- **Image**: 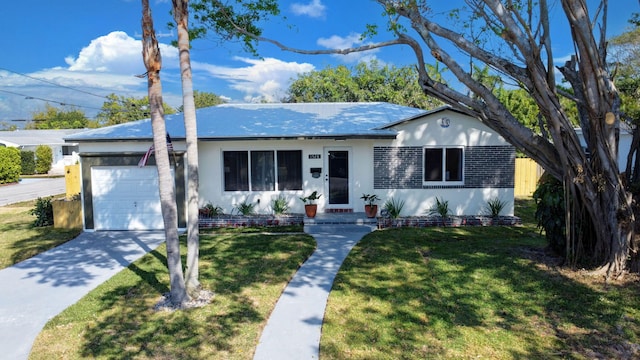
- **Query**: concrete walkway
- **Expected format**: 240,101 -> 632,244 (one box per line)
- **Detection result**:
253,224 -> 375,360
0,231 -> 165,360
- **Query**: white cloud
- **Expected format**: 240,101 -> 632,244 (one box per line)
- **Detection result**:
65,31 -> 178,74
291,0 -> 326,18
0,31 -> 184,120
317,33 -> 380,64
194,57 -> 315,102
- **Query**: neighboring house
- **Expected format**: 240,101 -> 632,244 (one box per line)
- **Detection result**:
65,102 -> 515,231
0,129 -> 82,175
575,126 -> 634,172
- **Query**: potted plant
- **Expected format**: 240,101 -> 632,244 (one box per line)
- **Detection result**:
299,191 -> 321,218
360,193 -> 380,218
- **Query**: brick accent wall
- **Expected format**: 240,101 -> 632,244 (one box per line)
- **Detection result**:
464,145 -> 515,188
373,146 -> 423,189
373,145 -> 515,189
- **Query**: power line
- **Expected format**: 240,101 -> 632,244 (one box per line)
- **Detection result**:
0,67 -> 110,100
0,89 -> 103,111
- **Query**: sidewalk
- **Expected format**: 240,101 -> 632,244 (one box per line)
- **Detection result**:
253,224 -> 375,360
0,231 -> 165,360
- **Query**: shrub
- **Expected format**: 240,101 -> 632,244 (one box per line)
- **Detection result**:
206,203 -> 224,216
383,197 -> 405,219
234,199 -> 256,216
533,173 -> 566,255
35,145 -> 53,174
272,195 -> 289,215
0,147 -> 21,184
484,197 -> 507,218
20,150 -> 36,175
427,197 -> 451,219
200,203 -> 224,217
30,197 -> 54,227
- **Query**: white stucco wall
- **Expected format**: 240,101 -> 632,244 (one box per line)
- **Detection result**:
77,109 -> 515,217
198,139 -> 379,215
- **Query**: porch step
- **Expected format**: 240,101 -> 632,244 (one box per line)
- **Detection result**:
303,212 -> 377,225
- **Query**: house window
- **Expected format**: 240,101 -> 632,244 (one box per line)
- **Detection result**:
223,150 -> 303,191
277,150 -> 303,190
424,147 -> 464,184
224,151 -> 249,191
251,151 -> 275,191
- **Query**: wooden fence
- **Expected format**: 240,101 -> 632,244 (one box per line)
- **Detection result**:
514,158 -> 543,197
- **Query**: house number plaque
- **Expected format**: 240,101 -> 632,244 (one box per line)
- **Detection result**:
308,154 -> 321,159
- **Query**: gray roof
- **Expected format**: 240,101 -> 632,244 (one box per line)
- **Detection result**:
65,102 -> 429,142
0,129 -> 85,147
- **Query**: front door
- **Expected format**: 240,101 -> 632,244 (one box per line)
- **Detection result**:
325,148 -> 351,207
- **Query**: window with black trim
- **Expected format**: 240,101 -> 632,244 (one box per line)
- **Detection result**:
223,150 -> 303,191
424,147 -> 463,183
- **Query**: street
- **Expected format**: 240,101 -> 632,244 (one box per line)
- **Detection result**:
0,178 -> 66,206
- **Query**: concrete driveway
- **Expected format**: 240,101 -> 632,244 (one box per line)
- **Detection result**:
0,231 -> 165,360
0,178 -> 66,206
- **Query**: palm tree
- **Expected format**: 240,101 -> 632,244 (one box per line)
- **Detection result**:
142,0 -> 188,306
172,0 -> 201,295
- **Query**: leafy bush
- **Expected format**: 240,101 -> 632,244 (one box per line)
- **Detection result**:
533,173 -> 566,254
20,150 -> 36,175
272,195 -> 289,215
427,197 -> 451,219
383,197 -> 405,219
30,197 -> 54,227
200,203 -> 224,217
484,197 -> 507,218
0,147 -> 21,184
35,145 -> 53,174
234,199 -> 256,216
206,203 -> 224,216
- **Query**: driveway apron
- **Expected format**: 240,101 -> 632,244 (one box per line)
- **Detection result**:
0,231 -> 165,360
254,224 -> 374,360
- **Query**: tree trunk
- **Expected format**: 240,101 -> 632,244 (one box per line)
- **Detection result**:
142,0 -> 188,306
172,0 -> 201,296
393,0 -> 635,276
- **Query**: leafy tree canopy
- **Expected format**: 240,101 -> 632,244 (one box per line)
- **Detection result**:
27,104 -> 91,129
96,93 -> 176,126
184,0 -> 280,56
285,60 -> 444,109
609,25 -> 640,123
176,90 -> 225,112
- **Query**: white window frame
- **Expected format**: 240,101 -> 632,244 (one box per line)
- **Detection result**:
222,149 -> 303,192
422,146 -> 465,186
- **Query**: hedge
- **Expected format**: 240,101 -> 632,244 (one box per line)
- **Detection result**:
20,150 -> 36,175
35,145 -> 52,175
0,147 -> 21,184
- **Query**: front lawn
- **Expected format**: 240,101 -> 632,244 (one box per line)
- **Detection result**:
29,231 -> 316,359
321,198 -> 640,359
0,198 -> 81,269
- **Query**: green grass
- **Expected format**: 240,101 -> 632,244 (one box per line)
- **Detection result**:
0,198 -> 81,269
30,231 -> 316,359
17,197 -> 640,359
321,198 -> 640,359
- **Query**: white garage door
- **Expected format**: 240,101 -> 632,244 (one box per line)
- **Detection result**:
92,166 -> 166,230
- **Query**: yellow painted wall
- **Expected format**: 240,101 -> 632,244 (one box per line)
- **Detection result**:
514,158 -> 543,197
52,199 -> 83,229
65,164 -> 81,200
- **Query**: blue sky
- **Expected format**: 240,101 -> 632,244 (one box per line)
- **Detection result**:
0,0 -> 637,123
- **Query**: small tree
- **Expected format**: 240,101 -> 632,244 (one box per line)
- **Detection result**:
20,150 -> 36,175
0,147 -> 21,184
30,197 -> 54,227
35,145 -> 52,175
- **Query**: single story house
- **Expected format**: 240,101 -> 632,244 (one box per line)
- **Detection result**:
65,102 -> 515,231
0,129 -> 82,175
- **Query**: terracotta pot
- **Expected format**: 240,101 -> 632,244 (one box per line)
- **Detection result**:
364,204 -> 378,218
305,204 -> 318,218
